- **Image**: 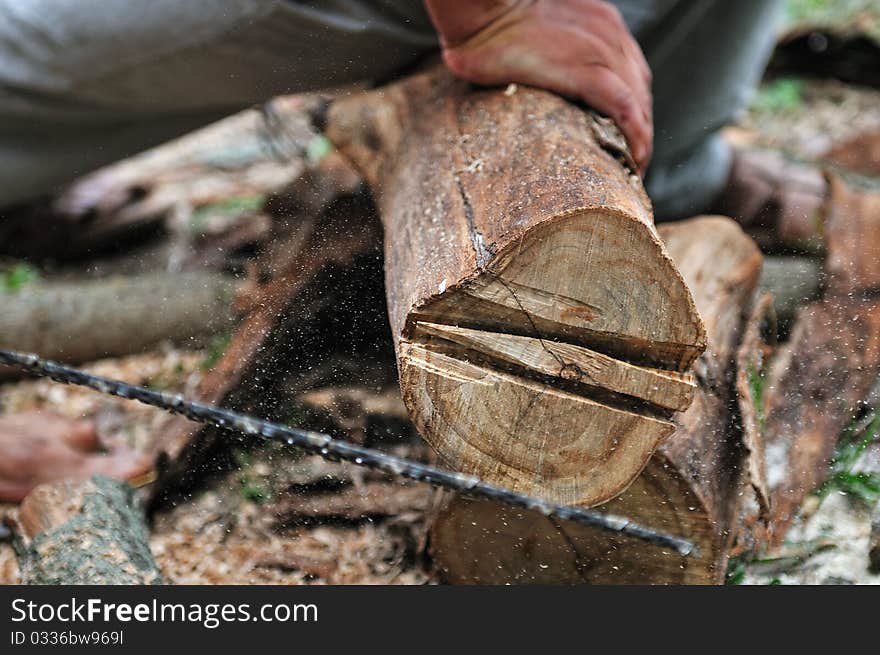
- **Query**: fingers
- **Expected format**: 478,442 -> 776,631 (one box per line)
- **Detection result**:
84,447 -> 154,484
433,0 -> 655,172
576,31 -> 651,126
574,13 -> 653,172
0,480 -> 32,503
578,64 -> 653,172
61,420 -> 100,452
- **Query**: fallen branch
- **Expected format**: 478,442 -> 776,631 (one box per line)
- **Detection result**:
0,271 -> 237,379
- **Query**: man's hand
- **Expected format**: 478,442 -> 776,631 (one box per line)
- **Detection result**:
0,411 -> 151,502
425,0 -> 653,173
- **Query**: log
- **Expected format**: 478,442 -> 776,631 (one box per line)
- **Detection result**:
325,66 -> 706,509
762,175 -> 880,540
0,271 -> 237,379
429,216 -> 766,584
9,475 -> 162,584
826,129 -> 880,178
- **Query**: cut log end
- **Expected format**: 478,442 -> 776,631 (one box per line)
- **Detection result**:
401,341 -> 676,507
398,206 -> 703,508
12,476 -> 162,585
408,208 -> 706,372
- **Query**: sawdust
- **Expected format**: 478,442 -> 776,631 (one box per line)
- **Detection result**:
0,347 -> 434,585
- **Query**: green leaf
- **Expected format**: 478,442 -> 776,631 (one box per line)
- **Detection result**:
306,135 -> 333,164
0,263 -> 40,292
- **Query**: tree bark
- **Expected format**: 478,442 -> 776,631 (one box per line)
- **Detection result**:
326,66 -> 706,509
429,216 -> 767,584
10,475 -> 162,585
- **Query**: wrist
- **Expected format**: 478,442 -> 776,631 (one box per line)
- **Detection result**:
424,0 -> 532,48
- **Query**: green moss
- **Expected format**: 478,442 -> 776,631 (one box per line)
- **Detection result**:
200,332 -> 232,371
306,134 -> 333,164
748,364 -> 767,431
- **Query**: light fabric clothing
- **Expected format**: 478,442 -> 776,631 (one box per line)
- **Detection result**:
0,0 -> 783,218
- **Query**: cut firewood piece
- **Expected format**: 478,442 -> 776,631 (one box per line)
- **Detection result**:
9,475 -> 162,585
326,65 -> 706,508
431,216 -> 764,584
414,322 -> 696,413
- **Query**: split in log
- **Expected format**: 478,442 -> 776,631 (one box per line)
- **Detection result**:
430,216 -> 766,584
325,66 -> 706,509
10,475 -> 162,585
0,271 -> 237,379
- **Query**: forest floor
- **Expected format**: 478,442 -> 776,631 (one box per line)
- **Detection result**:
2,0 -> 880,585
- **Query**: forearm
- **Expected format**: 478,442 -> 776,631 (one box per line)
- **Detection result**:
423,0 -> 530,47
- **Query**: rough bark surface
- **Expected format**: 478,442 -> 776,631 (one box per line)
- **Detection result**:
11,476 -> 162,585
